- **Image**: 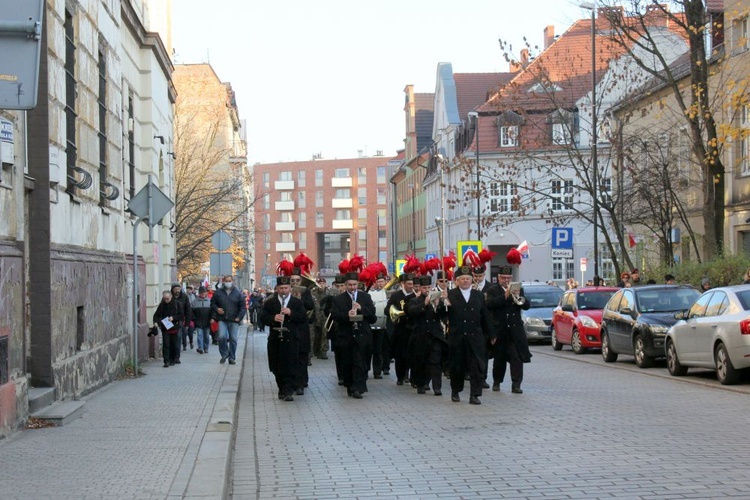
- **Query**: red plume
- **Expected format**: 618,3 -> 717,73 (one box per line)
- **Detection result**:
442,253 -> 456,271
402,254 -> 422,274
507,248 -> 522,266
358,267 -> 377,289
478,249 -> 497,264
446,269 -> 455,280
338,259 -> 350,274
462,249 -> 481,267
276,260 -> 294,277
420,257 -> 441,276
348,254 -> 365,273
293,253 -> 315,275
371,262 -> 388,279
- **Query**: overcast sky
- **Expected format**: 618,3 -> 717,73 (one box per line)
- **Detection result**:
172,0 -> 589,165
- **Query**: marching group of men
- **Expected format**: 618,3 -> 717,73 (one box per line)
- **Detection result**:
261,255 -> 532,405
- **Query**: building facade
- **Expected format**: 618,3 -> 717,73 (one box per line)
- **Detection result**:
0,0 -> 175,437
252,156 -> 391,288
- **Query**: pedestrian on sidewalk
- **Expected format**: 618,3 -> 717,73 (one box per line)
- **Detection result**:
171,283 -> 192,357
154,290 -> 180,367
211,275 -> 246,365
192,286 -> 213,354
261,276 -> 307,401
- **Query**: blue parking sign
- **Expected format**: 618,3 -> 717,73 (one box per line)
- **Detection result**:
551,228 -> 573,249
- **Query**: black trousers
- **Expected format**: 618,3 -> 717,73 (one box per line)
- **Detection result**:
492,341 -> 523,388
337,332 -> 372,394
295,351 -> 309,390
162,331 -> 180,364
370,328 -> 385,376
428,338 -> 447,392
449,337 -> 485,397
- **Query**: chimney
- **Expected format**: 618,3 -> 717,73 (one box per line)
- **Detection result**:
644,4 -> 670,28
543,25 -> 555,49
510,48 -> 531,72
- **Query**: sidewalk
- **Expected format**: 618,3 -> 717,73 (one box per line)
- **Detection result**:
0,326 -> 247,500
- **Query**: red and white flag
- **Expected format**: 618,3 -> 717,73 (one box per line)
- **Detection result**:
628,231 -> 638,248
516,240 -> 530,257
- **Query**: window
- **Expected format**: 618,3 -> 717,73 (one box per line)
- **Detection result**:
263,193 -> 269,209
358,208 -> 367,227
299,232 -> 307,250
377,166 -> 386,183
298,191 -> 306,208
279,171 -> 292,181
705,292 -> 729,316
733,16 -> 749,53
335,188 -> 351,199
298,212 -> 306,228
552,258 -> 573,280
127,93 -> 135,199
280,233 -> 294,243
739,105 -> 750,175
552,123 -> 572,145
377,209 -> 386,226
263,213 -> 270,230
264,233 -> 270,250
334,168 -> 350,178
315,190 -> 323,207
551,179 -> 573,211
377,187 -> 386,204
600,178 -> 612,205
315,169 -> 323,186
64,10 -> 78,196
378,229 -> 386,248
499,126 -> 518,147
358,167 -> 367,184
316,212 -> 324,228
500,182 -> 518,212
335,210 -> 351,220
298,170 -> 305,187
280,191 -> 292,201
97,49 -> 109,206
280,212 -> 292,222
358,187 -> 367,204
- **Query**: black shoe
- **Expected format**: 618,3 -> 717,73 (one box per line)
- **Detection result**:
383,370 -> 390,375
374,374 -> 382,379
451,392 -> 460,402
320,355 -> 328,360
307,360 -> 312,366
190,343 -> 194,349
396,379 -> 404,386
417,387 -> 426,394
434,390 -> 442,396
169,362 -> 175,366
163,362 -> 169,368
220,357 -> 227,364
278,392 -> 284,400
174,360 -> 181,364
295,388 -> 304,396
512,386 -> 523,394
284,394 -> 294,402
492,384 -> 500,392
482,381 -> 490,389
228,359 -> 236,365
197,349 -> 203,354
470,395 -> 482,405
352,391 -> 363,399
338,379 -> 345,386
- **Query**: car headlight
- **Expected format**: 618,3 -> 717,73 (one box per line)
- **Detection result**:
579,315 -> 599,329
524,316 -> 546,327
650,325 -> 669,334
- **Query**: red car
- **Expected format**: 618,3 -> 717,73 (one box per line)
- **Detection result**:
551,287 -> 619,354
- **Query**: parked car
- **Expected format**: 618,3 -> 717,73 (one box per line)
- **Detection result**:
600,285 -> 700,368
551,287 -> 619,354
521,283 -> 564,342
665,285 -> 750,385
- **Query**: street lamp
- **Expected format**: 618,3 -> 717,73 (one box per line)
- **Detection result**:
467,111 -> 481,239
407,183 -> 416,252
435,153 -> 448,257
581,1 -> 600,286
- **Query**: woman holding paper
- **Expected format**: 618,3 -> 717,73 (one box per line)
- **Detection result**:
154,290 -> 180,367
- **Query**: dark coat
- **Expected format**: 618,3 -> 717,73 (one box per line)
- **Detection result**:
153,299 -> 179,333
191,296 -> 213,328
485,285 -> 532,363
440,287 -> 494,351
406,293 -> 447,343
331,290 -> 377,336
385,289 -> 415,358
210,287 -> 247,323
171,291 -> 192,325
260,293 -> 307,374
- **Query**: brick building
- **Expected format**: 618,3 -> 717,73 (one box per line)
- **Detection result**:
252,156 -> 392,288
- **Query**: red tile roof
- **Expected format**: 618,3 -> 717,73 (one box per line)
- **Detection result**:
453,73 -> 516,119
706,0 -> 724,11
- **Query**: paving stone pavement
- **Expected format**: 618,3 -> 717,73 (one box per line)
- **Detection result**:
0,326 -> 247,500
231,334 -> 750,499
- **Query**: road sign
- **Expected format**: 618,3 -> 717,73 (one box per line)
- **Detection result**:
211,230 -> 232,251
395,259 -> 405,276
580,257 -> 588,272
425,253 -> 437,260
551,248 -> 573,259
551,228 -> 573,249
0,0 -> 45,109
127,179 -> 173,227
457,240 -> 482,266
210,252 -> 233,278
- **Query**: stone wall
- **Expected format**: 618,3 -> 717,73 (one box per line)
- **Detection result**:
0,240 -> 25,437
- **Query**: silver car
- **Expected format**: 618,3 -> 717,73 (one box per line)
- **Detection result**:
665,285 -> 750,385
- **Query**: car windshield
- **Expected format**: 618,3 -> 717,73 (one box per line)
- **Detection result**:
637,288 -> 700,313
526,289 -> 564,308
735,290 -> 750,311
577,291 -> 615,310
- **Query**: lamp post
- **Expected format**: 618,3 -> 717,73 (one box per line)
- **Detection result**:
468,111 -> 481,239
581,2 -> 599,286
408,183 -> 416,252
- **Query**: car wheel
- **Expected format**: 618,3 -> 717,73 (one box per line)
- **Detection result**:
716,343 -> 740,385
551,326 -> 563,351
666,340 -> 688,376
633,334 -> 654,368
571,330 -> 588,355
601,330 -> 617,362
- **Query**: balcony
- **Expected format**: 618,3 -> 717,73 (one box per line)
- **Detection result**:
331,177 -> 352,188
275,221 -> 295,231
274,201 -> 295,211
274,180 -> 294,190
332,219 -> 353,230
331,198 -> 353,208
275,242 -> 296,252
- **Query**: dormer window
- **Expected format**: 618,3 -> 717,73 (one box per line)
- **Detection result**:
528,81 -> 563,93
495,111 -> 524,148
548,109 -> 577,146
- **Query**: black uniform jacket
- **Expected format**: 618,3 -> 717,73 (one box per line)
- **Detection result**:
331,291 -> 377,336
440,287 -> 494,346
485,285 -> 532,362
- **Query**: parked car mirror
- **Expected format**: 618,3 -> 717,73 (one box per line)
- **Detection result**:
620,307 -> 635,318
674,310 -> 686,320
561,304 -> 574,312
